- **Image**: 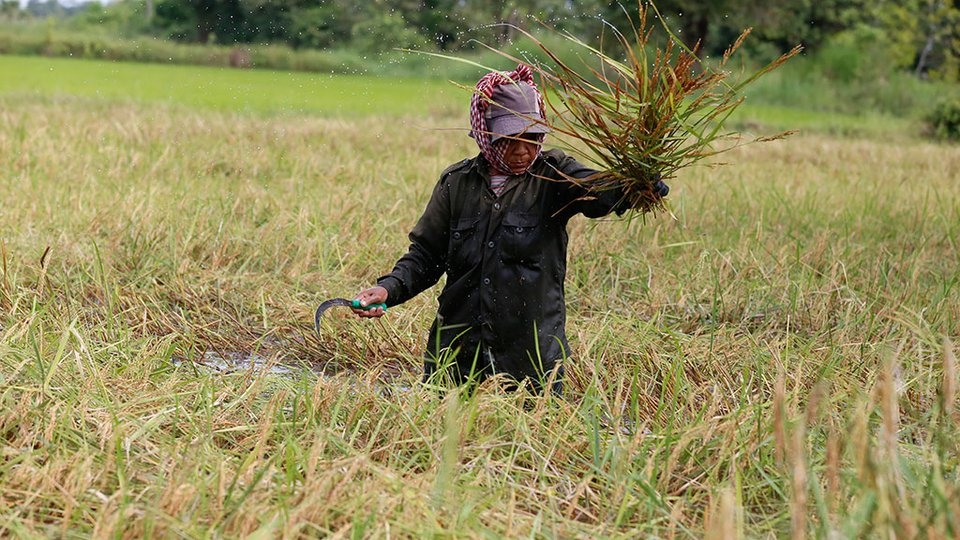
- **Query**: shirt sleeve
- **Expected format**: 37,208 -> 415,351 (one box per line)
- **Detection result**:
544,150 -> 631,220
376,174 -> 451,305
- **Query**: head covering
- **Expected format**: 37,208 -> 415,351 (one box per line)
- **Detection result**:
469,64 -> 548,176
486,82 -> 550,142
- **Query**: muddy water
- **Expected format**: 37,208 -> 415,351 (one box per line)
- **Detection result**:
171,350 -> 414,395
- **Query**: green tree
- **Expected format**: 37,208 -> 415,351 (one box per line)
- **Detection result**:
282,1 -> 359,49
136,0 -> 960,80
449,0 -> 597,48
910,0 -> 960,80
0,0 -> 20,20
369,0 -> 463,49
594,0 -> 800,58
194,0 -> 244,44
351,10 -> 427,53
153,0 -> 246,43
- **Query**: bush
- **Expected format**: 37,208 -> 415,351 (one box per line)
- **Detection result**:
351,12 -> 427,54
817,26 -> 895,84
0,25 -> 373,74
925,98 -> 960,141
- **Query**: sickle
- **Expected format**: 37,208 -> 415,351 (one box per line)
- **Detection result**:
314,298 -> 387,336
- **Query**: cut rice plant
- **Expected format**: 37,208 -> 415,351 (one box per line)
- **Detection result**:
490,2 -> 803,213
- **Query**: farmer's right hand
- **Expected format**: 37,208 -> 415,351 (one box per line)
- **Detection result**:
653,179 -> 669,198
353,286 -> 388,318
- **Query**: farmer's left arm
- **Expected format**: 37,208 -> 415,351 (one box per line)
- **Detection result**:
371,172 -> 452,307
547,149 -> 667,219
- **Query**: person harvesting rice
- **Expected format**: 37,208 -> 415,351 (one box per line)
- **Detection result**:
350,64 -> 669,394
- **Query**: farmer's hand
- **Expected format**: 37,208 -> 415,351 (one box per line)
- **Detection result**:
652,178 -> 670,198
353,286 -> 388,318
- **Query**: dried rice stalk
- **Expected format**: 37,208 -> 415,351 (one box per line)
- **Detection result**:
493,2 -> 802,213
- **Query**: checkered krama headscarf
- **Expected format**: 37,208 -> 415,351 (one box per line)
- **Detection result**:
469,64 -> 547,176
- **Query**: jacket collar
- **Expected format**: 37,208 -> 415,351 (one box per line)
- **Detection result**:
474,154 -> 537,198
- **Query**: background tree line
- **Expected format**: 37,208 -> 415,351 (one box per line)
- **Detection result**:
3,0 -> 959,82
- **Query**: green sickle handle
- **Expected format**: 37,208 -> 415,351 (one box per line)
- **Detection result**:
351,299 -> 387,311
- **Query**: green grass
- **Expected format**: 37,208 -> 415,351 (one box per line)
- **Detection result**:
0,54 -> 464,116
728,103 -> 920,140
1,53 -> 924,142
1,57 -> 958,537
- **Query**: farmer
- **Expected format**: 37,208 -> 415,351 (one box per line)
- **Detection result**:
351,64 -> 668,393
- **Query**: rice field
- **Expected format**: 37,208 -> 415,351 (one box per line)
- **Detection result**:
0,54 -> 462,116
0,56 -> 958,538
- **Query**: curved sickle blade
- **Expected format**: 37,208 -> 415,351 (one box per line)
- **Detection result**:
314,298 -> 352,336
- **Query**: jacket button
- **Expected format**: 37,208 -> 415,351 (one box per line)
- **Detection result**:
516,227 -> 524,233
453,232 -> 461,239
483,278 -> 491,285
494,203 -> 501,210
487,241 -> 495,248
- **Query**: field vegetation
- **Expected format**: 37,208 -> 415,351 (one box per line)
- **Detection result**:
2,0 -> 959,131
0,54 -> 461,117
1,54 -> 959,537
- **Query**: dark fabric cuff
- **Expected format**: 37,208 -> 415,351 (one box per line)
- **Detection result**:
376,275 -> 405,306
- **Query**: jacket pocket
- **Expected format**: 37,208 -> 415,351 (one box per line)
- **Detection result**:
448,216 -> 481,269
501,212 -> 541,264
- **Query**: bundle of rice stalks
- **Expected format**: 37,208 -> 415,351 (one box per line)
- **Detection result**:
492,3 -> 803,213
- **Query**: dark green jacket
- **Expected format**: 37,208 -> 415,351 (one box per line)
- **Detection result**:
377,149 -> 628,386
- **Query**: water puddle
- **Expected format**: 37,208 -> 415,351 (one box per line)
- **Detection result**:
172,350 -> 298,375
171,350 -> 413,394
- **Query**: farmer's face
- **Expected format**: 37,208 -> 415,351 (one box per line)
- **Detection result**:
503,133 -> 541,174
